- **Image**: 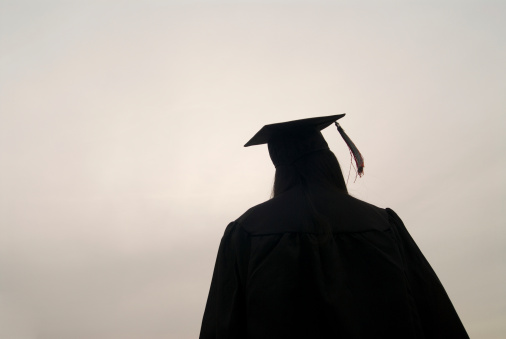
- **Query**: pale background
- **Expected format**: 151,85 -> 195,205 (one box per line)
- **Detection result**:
1,1 -> 505,338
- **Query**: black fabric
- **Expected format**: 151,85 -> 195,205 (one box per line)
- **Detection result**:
244,114 -> 345,147
200,186 -> 469,339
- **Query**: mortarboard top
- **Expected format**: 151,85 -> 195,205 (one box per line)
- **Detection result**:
244,114 -> 346,147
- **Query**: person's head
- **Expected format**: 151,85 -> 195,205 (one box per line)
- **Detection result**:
244,114 -> 361,198
271,144 -> 348,198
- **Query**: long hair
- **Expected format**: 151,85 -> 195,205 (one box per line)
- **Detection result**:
271,149 -> 348,242
271,149 -> 348,198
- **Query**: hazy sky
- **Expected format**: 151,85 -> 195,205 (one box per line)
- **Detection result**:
1,1 -> 505,338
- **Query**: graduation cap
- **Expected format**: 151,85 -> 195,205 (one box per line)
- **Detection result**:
245,114 -> 364,177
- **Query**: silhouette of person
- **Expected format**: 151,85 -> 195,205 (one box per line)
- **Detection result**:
200,115 -> 469,339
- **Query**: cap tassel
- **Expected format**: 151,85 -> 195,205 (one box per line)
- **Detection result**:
335,122 -> 364,177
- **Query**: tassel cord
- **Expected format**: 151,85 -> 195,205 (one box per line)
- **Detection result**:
335,122 -> 364,178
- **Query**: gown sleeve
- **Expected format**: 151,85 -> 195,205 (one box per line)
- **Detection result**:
199,222 -> 250,339
386,208 -> 469,339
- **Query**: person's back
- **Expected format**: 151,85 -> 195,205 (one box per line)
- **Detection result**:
199,115 -> 469,339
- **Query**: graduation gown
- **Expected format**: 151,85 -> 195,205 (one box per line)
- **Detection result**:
200,185 -> 469,339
